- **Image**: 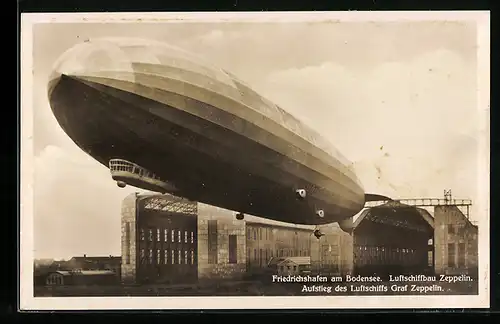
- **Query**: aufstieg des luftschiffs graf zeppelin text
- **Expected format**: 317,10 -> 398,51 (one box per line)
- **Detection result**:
271,274 -> 474,294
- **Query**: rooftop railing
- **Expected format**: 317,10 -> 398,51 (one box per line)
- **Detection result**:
365,198 -> 472,208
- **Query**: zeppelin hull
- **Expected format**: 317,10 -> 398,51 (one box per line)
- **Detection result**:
47,38 -> 365,225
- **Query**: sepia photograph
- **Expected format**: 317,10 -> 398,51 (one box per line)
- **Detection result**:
20,11 -> 490,310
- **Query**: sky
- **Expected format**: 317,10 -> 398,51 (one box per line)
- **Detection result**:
30,20 -> 482,260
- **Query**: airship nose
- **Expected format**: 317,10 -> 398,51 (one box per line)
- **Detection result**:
47,38 -> 136,98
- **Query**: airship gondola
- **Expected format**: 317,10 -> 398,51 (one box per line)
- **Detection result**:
47,37 -> 366,225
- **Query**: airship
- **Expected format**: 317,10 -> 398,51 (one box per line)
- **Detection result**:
47,37 -> 366,227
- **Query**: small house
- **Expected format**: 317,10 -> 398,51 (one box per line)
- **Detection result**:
276,256 -> 311,276
267,257 -> 286,272
45,271 -> 73,286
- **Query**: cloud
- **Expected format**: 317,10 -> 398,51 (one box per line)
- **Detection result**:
177,22 -> 476,83
251,49 -> 478,203
34,145 -> 137,259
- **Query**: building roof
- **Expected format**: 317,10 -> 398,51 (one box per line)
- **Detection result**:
352,201 -> 435,233
72,270 -> 116,276
137,194 -> 198,215
70,256 -> 121,263
50,271 -> 73,276
49,270 -> 116,276
277,256 -> 311,266
267,257 -> 286,266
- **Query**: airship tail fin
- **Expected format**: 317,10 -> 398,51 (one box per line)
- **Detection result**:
365,193 -> 392,202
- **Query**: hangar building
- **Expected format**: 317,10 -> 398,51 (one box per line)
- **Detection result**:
120,192 -> 478,284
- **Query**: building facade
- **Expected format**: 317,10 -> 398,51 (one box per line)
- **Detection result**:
121,193 -> 479,284
245,222 -> 312,272
121,193 -> 318,283
310,224 -> 354,276
122,193 -> 198,284
434,205 -> 478,277
197,203 -> 246,281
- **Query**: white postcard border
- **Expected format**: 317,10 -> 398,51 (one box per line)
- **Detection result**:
19,11 -> 491,310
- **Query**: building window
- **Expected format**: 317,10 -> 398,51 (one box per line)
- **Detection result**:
164,229 -> 168,242
148,229 -> 153,242
458,242 -> 466,267
208,220 -> 218,264
229,235 -> 237,264
171,250 -> 175,264
259,228 -> 262,240
184,231 -> 188,243
254,230 -> 256,240
157,229 -> 160,242
448,224 -> 455,235
247,229 -> 251,239
124,222 -> 131,265
254,249 -> 257,261
428,250 -> 433,267
140,249 -> 145,264
171,230 -> 175,242
178,250 -> 181,264
184,250 -> 188,264
149,249 -> 153,264
247,248 -> 251,263
191,250 -> 194,265
140,228 -> 145,241
157,249 -> 160,264
191,231 -> 194,244
259,249 -> 263,266
164,250 -> 168,264
178,230 -> 181,243
448,243 -> 456,267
